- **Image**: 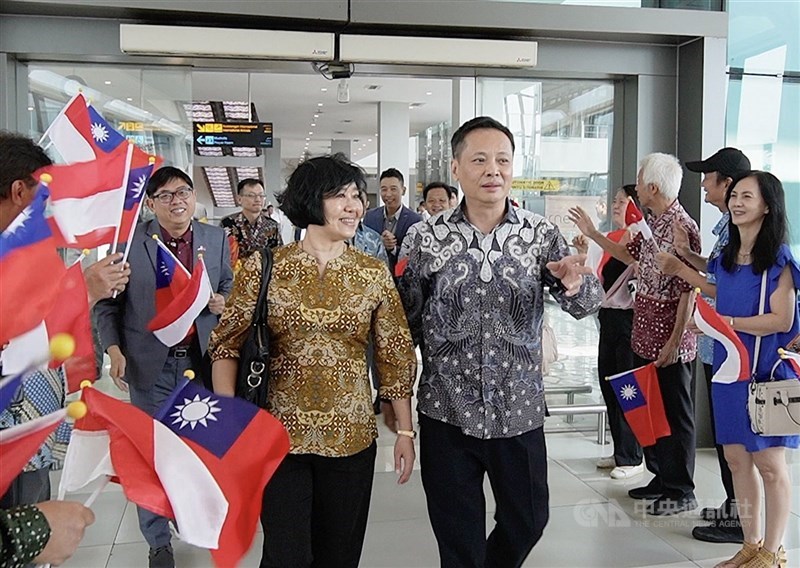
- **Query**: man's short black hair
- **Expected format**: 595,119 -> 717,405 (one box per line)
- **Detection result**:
423,181 -> 457,201
236,178 -> 263,194
451,116 -> 515,158
146,166 -> 193,197
379,168 -> 404,186
0,130 -> 53,200
278,154 -> 367,229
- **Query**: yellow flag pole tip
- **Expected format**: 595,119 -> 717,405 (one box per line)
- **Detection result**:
82,248 -> 91,256
183,370 -> 196,380
148,157 -> 156,164
67,401 -> 88,420
49,333 -> 76,360
694,287 -> 701,293
39,173 -> 53,183
151,234 -> 160,240
79,380 -> 93,389
778,348 -> 785,356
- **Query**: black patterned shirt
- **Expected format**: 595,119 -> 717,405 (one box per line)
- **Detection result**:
398,202 -> 602,439
0,505 -> 51,567
220,211 -> 282,258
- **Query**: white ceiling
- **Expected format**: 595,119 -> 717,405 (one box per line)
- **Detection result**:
192,70 -> 454,166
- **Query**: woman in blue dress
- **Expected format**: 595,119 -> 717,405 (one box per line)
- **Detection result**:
709,171 -> 799,568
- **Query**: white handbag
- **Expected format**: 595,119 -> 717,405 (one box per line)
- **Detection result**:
747,271 -> 800,436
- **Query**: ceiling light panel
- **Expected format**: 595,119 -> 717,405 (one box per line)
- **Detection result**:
203,166 -> 236,207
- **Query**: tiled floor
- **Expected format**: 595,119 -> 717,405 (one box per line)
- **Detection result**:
55,305 -> 799,567
54,394 -> 800,568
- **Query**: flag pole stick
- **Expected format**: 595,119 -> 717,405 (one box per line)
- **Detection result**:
37,91 -> 84,146
82,476 -> 111,507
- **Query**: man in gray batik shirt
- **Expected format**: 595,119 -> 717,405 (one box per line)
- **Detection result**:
398,116 -> 601,568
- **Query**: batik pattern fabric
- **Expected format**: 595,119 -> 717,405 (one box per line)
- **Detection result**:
220,212 -> 282,258
398,203 -> 602,439
210,243 -> 416,457
0,368 -> 70,471
625,199 -> 701,362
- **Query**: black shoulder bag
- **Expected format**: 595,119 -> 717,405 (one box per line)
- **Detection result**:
235,247 -> 273,408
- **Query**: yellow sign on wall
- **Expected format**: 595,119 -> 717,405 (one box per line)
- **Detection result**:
511,179 -> 561,191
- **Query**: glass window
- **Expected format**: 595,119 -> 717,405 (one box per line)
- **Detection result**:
477,77 -> 616,410
726,0 -> 800,254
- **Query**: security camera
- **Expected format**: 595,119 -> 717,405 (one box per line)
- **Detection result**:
337,78 -> 350,104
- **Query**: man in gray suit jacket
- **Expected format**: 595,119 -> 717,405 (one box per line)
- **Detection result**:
95,166 -> 233,568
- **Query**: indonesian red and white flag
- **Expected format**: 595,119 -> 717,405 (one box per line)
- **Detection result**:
0,261 -> 94,392
46,93 -> 96,164
624,197 -> 652,240
0,409 -> 67,496
693,294 -> 750,384
584,229 -> 626,282
148,256 -> 212,347
39,143 -> 132,249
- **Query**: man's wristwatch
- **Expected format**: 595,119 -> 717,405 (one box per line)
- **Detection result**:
397,430 -> 417,439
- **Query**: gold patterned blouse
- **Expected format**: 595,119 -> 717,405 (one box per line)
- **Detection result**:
209,242 -> 416,457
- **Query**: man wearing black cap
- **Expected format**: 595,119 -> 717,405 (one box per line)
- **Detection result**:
656,147 -> 751,544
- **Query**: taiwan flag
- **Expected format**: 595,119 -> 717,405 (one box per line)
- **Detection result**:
114,154 -> 160,253
693,294 -> 750,384
67,382 -> 289,567
155,378 -> 290,567
87,103 -> 127,155
606,363 -> 670,447
0,186 -> 67,345
624,198 -> 652,240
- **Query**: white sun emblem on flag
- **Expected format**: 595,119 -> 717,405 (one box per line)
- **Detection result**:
170,394 -> 222,429
619,384 -> 638,400
131,175 -> 147,197
91,122 -> 109,143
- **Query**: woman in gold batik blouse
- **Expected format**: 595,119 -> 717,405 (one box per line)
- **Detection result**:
209,154 -> 417,568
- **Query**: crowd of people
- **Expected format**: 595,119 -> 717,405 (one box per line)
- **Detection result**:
1,116 -> 798,568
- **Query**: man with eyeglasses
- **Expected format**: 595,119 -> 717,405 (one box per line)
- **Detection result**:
221,178 -> 282,262
95,166 -> 233,568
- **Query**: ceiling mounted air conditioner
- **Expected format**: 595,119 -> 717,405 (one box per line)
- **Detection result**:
119,24 -> 334,61
339,35 -> 537,68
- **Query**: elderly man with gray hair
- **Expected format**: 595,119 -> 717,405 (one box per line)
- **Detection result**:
572,152 -> 702,516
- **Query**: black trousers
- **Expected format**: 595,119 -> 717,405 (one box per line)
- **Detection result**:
633,354 -> 696,500
260,442 -> 377,568
419,414 -> 549,568
703,363 -> 738,518
597,309 -> 643,466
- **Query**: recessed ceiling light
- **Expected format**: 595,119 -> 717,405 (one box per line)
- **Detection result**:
104,80 -> 112,85
368,138 -> 372,142
321,88 -> 328,92
27,106 -> 34,111
314,114 -> 319,118
317,103 -> 323,107
126,97 -> 133,102
426,91 -> 432,95
311,123 -> 316,127
305,137 -> 310,141
308,131 -> 313,135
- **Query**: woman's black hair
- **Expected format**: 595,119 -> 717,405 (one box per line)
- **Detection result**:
277,154 -> 367,228
720,170 -> 787,274
620,184 -> 640,210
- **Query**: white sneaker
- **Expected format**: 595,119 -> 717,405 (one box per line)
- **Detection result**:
610,464 -> 644,479
596,456 -> 616,469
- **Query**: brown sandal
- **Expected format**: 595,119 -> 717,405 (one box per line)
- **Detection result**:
740,546 -> 786,568
714,540 -> 762,568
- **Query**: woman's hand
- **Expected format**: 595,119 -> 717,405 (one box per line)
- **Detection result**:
394,435 -> 415,485
567,206 -> 598,239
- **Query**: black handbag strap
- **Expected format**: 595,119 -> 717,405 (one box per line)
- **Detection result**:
252,247 -> 274,344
